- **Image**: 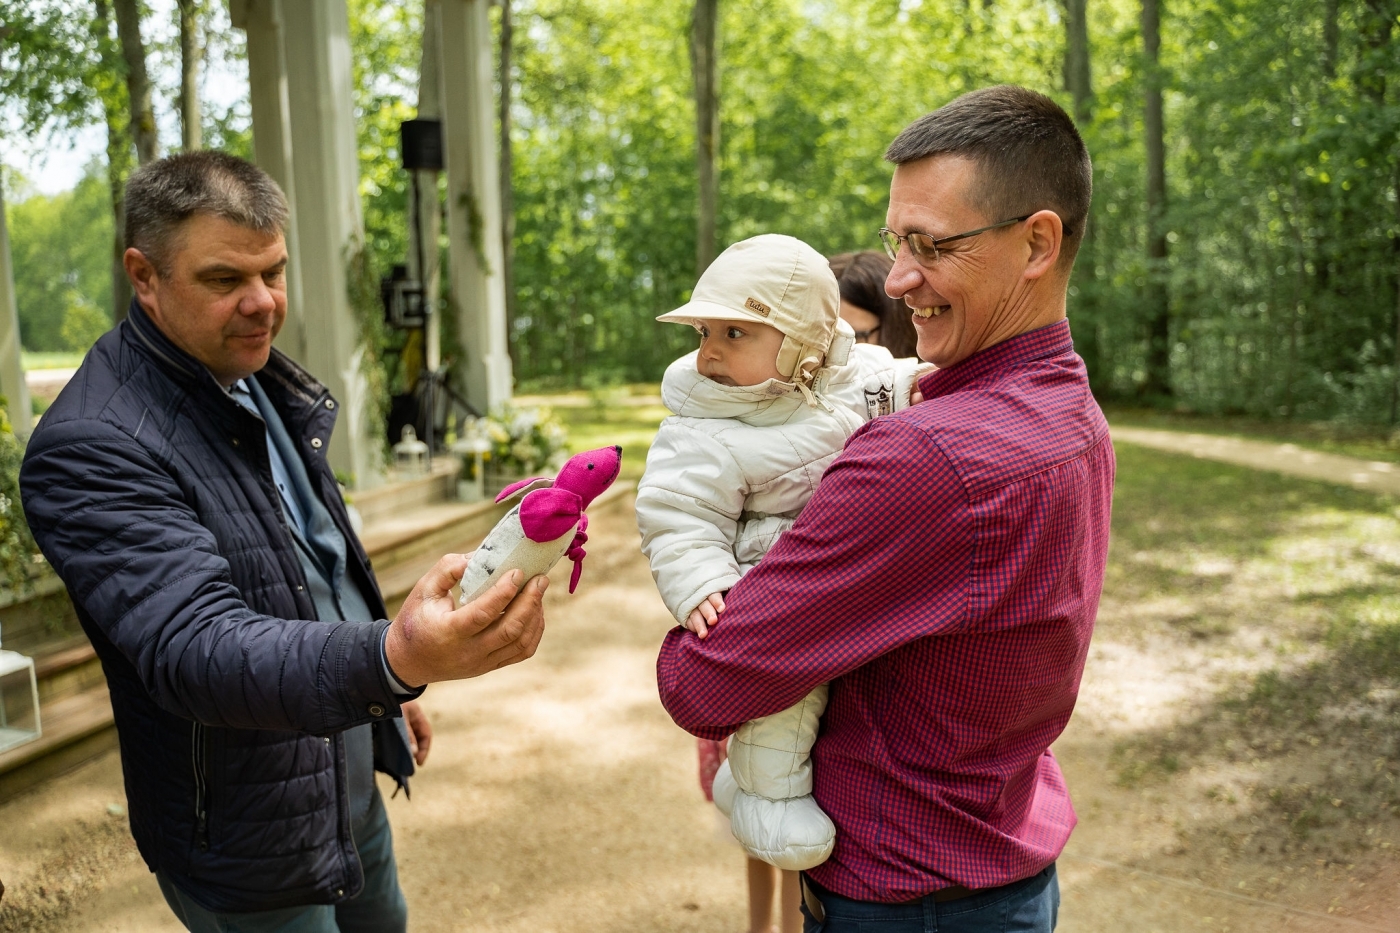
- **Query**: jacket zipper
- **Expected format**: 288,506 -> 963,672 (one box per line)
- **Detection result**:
192,722 -> 209,851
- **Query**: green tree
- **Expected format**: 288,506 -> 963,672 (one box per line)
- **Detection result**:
5,171 -> 114,352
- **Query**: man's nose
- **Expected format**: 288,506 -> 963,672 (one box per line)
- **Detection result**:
240,279 -> 278,316
885,252 -> 924,301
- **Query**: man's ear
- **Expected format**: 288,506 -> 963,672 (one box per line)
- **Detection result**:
123,247 -> 159,306
1022,210 -> 1063,281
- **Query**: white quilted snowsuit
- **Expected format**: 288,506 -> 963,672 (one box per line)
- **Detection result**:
637,334 -> 926,870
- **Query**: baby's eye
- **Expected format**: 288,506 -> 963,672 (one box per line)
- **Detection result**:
695,324 -> 710,339
725,327 -> 743,339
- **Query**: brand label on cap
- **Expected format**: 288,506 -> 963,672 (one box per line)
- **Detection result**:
745,297 -> 772,317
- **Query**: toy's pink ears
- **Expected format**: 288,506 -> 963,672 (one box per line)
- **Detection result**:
495,476 -> 553,503
519,488 -> 584,542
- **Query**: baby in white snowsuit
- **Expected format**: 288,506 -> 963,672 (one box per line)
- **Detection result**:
636,234 -> 927,870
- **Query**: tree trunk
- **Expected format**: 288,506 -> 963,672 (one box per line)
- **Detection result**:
1063,0 -> 1092,123
690,0 -> 720,277
94,0 -> 134,323
499,0 -> 516,357
1323,0 -> 1340,79
1062,0 -> 1102,392
1141,0 -> 1171,397
113,0 -> 157,165
177,0 -> 202,151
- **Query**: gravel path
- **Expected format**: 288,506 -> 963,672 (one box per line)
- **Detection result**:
1,485 -> 1396,931
1110,426 -> 1400,497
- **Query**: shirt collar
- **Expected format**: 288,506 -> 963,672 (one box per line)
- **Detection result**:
916,319 -> 1074,401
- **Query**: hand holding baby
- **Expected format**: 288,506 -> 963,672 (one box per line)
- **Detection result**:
684,592 -> 726,638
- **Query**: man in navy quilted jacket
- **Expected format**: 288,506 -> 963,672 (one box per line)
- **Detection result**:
20,151 -> 548,932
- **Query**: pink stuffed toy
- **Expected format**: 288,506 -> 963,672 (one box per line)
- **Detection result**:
458,445 -> 623,604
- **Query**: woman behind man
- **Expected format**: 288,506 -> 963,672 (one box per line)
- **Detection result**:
829,250 -> 918,358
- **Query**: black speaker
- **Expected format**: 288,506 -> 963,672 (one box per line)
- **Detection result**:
401,119 -> 444,171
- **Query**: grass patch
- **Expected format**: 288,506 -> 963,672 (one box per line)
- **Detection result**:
1104,441 -> 1400,862
1104,403 -> 1400,465
520,384 -> 666,485
21,351 -> 86,371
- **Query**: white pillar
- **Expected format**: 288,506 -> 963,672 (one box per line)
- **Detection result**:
414,0 -> 443,375
0,178 -> 31,435
230,0 -> 307,365
279,0 -> 381,488
439,0 -> 512,414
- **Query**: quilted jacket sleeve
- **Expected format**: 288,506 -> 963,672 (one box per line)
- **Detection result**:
635,419 -> 747,622
19,417 -> 399,735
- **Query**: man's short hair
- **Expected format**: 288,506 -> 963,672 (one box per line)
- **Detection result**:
885,86 -> 1092,266
125,151 -> 288,275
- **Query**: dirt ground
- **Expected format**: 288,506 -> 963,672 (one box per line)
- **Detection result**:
2,466 -> 1399,931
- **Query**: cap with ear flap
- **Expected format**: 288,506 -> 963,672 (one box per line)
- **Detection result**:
656,234 -> 842,392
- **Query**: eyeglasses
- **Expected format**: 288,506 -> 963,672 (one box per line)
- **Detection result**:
878,215 -> 1031,264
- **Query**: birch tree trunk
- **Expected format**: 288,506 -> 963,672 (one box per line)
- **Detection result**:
177,0 -> 203,151
113,0 -> 158,165
690,0 -> 720,277
1142,0 -> 1171,397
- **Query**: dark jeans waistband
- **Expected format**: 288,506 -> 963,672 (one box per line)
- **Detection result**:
804,863 -> 1056,911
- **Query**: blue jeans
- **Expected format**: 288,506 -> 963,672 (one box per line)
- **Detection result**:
801,864 -> 1059,933
156,789 -> 407,933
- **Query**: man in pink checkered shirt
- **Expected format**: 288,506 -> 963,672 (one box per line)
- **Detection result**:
656,85 -> 1114,932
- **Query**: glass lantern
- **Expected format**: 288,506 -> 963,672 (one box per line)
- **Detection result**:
393,425 -> 430,477
450,418 -> 494,502
0,647 -> 41,755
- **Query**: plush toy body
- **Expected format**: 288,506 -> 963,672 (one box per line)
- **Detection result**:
459,445 -> 623,604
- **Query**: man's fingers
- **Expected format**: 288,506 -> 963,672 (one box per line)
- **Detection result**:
451,569 -> 526,633
458,575 -> 547,673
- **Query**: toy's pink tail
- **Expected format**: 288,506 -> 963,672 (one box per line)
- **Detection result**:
566,515 -> 590,593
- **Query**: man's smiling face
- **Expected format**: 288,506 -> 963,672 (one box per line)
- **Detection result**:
883,155 -> 1035,369
127,213 -> 288,386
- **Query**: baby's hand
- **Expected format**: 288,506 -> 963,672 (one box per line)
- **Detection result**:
683,592 -> 726,639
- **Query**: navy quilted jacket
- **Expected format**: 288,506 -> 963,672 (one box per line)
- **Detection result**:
20,301 -> 414,911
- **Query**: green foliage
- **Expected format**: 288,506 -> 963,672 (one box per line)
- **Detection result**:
0,398 -> 42,593
345,239 -> 393,462
348,0 -> 421,290
5,171 -> 113,352
500,0 -> 1400,423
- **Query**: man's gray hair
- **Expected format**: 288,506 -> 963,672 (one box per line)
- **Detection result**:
886,86 -> 1092,266
125,151 -> 288,275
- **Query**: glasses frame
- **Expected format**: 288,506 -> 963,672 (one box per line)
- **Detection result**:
878,215 -> 1032,264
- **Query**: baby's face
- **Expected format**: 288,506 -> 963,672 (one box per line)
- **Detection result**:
694,319 -> 786,387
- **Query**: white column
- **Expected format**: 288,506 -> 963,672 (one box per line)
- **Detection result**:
439,0 -> 512,414
0,178 -> 31,435
230,0 -> 307,364
414,0 -> 443,374
279,0 -> 381,488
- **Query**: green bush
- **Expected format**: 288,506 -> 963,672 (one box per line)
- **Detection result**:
0,399 -> 41,593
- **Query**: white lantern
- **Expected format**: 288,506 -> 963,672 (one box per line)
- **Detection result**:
0,647 -> 41,754
393,425 -> 430,477
451,418 -> 494,501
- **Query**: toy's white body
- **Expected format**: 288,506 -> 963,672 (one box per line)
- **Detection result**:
458,502 -> 578,604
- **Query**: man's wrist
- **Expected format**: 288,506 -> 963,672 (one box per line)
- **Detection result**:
381,622 -> 427,690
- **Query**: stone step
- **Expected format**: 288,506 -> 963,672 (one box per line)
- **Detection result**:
350,459 -> 461,528
0,684 -> 117,802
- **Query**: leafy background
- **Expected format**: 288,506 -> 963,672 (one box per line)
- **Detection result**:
3,0 -> 1400,422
